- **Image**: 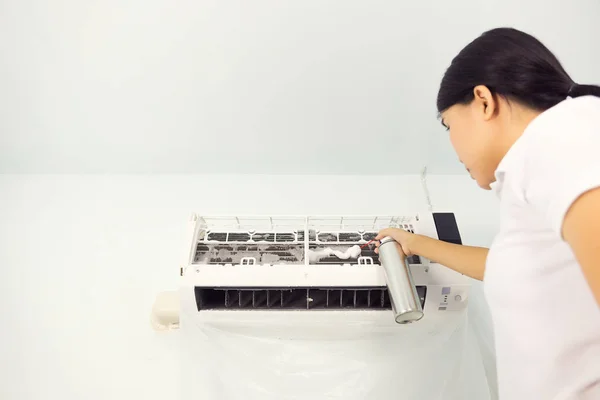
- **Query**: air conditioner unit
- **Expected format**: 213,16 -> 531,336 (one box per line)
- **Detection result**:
178,213 -> 473,399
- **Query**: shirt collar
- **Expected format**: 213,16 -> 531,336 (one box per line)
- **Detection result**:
490,148 -> 516,197
490,99 -> 566,196
490,120 -> 535,197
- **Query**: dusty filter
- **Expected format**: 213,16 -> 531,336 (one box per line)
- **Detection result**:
378,236 -> 424,324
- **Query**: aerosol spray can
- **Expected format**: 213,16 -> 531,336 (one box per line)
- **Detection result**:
378,236 -> 424,324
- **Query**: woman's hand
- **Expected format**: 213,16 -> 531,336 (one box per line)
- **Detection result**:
375,228 -> 418,256
375,227 -> 489,281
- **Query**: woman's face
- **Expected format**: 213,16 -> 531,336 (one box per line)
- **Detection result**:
440,86 -> 503,190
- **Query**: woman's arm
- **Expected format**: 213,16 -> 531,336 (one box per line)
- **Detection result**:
563,187 -> 600,306
411,235 -> 489,281
376,228 -> 488,281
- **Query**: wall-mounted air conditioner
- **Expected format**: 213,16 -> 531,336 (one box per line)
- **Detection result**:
179,213 -> 469,324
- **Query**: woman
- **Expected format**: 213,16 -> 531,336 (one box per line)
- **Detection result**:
377,28 -> 600,399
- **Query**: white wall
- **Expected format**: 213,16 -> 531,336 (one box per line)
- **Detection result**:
1,0 -> 599,174
0,174 -> 498,399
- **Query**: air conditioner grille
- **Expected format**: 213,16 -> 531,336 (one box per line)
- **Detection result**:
195,286 -> 427,311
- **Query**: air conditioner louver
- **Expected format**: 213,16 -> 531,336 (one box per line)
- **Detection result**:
195,287 -> 427,310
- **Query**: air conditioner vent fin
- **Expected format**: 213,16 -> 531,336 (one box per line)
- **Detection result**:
195,287 -> 427,311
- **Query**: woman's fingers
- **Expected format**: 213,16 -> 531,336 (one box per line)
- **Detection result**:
375,228 -> 393,241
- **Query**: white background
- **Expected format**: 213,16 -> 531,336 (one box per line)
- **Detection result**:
1,0 -> 598,398
1,0 -> 599,174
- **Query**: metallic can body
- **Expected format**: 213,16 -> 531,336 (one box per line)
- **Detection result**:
378,236 -> 424,324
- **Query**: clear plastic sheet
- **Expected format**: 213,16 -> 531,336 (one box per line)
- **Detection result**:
180,285 -> 496,400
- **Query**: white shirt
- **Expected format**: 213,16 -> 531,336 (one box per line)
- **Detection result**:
485,95 -> 600,399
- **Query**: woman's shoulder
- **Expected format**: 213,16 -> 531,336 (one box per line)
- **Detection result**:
537,96 -> 600,130
525,96 -> 599,146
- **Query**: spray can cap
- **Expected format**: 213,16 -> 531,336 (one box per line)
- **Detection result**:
379,236 -> 395,245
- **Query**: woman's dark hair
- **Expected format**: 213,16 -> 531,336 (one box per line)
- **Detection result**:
437,27 -> 600,113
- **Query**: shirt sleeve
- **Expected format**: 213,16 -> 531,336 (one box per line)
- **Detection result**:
523,118 -> 600,238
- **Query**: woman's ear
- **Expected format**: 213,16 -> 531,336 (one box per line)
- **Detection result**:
472,85 -> 496,121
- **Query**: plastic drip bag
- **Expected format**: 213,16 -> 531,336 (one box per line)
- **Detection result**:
180,304 -> 494,399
